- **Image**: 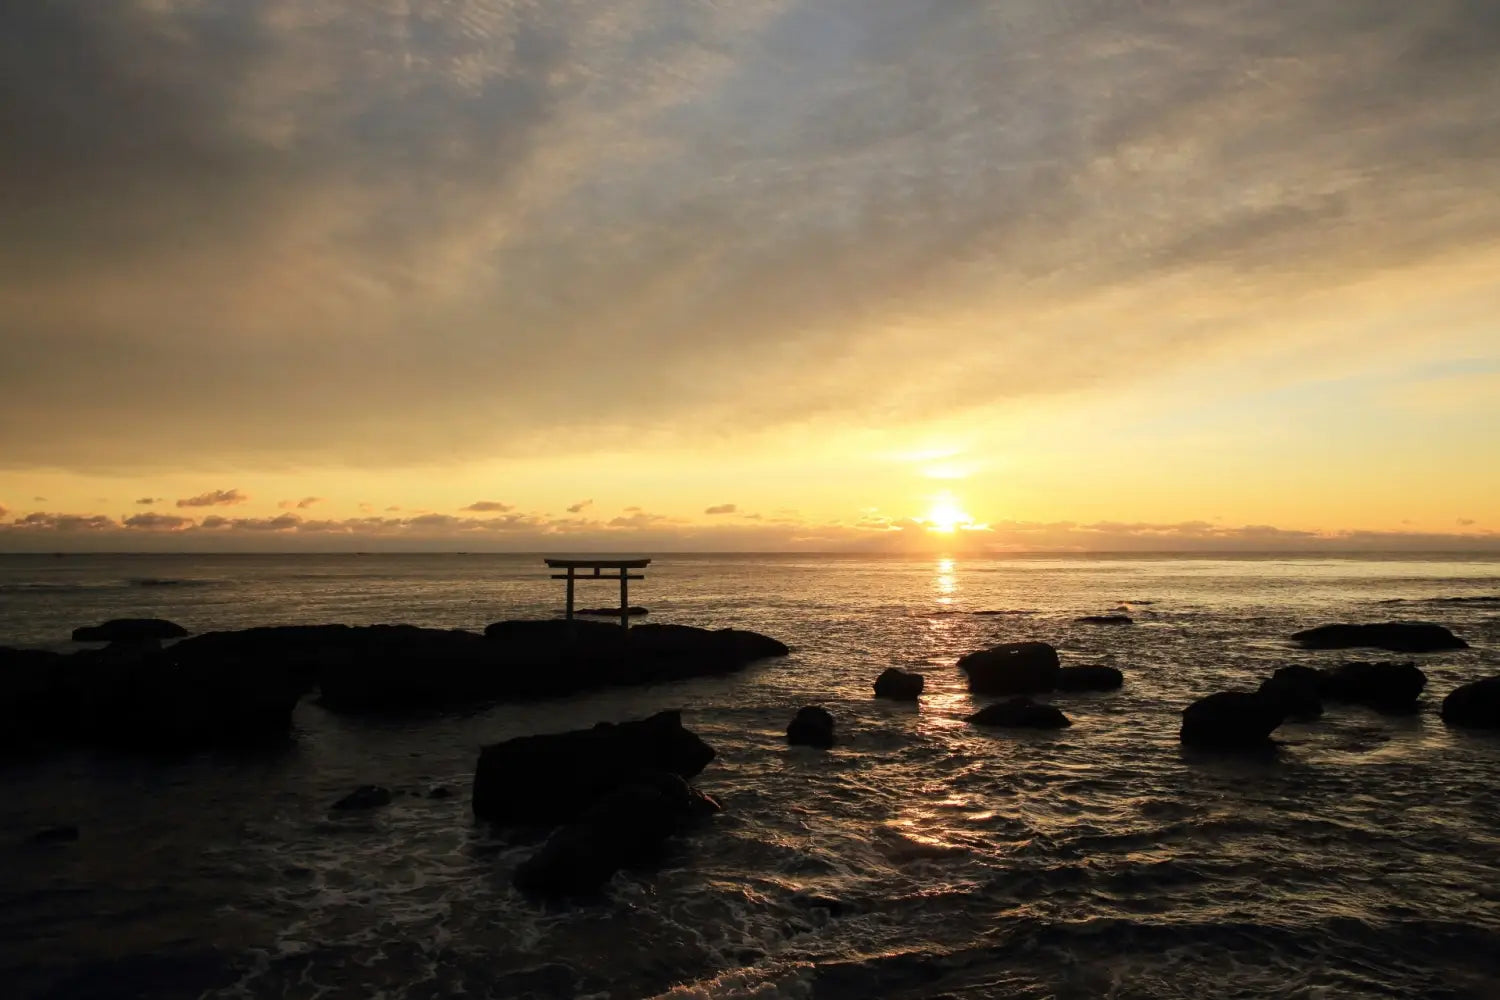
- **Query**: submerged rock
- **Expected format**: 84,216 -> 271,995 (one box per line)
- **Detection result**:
332,785 -> 392,811
1258,665 -> 1324,721
472,710 -> 716,824
959,641 -> 1060,695
71,618 -> 189,643
1441,676 -> 1500,729
1055,665 -> 1124,692
1075,614 -> 1133,625
1180,691 -> 1285,749
968,697 -> 1071,729
787,706 -> 836,748
873,668 -> 925,700
26,824 -> 79,845
512,770 -> 718,896
1291,622 -> 1467,653
574,606 -> 649,617
1320,661 -> 1427,713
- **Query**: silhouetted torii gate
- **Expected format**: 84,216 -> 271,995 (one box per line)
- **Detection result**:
545,557 -> 650,629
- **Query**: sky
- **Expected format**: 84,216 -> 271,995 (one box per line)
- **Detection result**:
1,0 -> 1497,552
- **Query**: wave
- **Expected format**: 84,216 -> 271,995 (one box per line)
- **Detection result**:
126,577 -> 216,588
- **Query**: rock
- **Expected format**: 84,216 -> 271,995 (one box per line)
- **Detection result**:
71,618 -> 189,643
1076,614 -> 1133,625
1320,661 -> 1427,713
873,668 -> 925,700
426,785 -> 452,799
27,824 -> 79,845
787,706 -> 835,748
472,710 -> 715,824
332,785 -> 392,811
574,606 -> 649,617
1257,665 -> 1324,720
1180,691 -> 1285,749
512,771 -> 714,896
968,697 -> 1071,729
958,641 -> 1060,695
1441,676 -> 1500,729
1055,665 -> 1124,692
1291,622 -> 1468,653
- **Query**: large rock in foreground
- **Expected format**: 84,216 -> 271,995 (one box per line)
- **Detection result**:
1291,622 -> 1467,653
787,706 -> 836,748
1180,691 -> 1285,749
1319,661 -> 1427,713
959,641 -> 1060,695
968,697 -> 1071,729
472,710 -> 715,824
1441,677 -> 1500,729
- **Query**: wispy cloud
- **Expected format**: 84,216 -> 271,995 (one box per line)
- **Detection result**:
134,497 -> 164,505
704,503 -> 737,515
462,500 -> 514,512
176,489 -> 248,508
279,496 -> 324,510
567,499 -> 593,514
1,1 -> 1494,473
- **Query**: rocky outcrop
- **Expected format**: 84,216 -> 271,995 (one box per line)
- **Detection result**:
1319,661 -> 1427,713
71,618 -> 189,643
873,668 -> 925,700
1055,665 -> 1124,692
968,697 -> 1071,729
472,710 -> 715,825
1180,691 -> 1285,749
332,785 -> 392,811
787,706 -> 835,748
512,770 -> 720,896
1441,677 -> 1500,729
1076,615 -> 1132,625
959,641 -> 1060,695
1291,622 -> 1467,653
1257,665 -> 1324,721
575,606 -> 649,617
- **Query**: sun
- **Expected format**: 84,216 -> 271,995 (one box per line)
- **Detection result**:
925,492 -> 973,533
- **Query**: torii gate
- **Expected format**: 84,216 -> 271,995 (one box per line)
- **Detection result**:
545,557 -> 651,629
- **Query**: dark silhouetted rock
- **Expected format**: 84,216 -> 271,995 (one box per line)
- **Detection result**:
472,710 -> 715,824
512,770 -> 718,896
1441,676 -> 1500,729
1180,691 -> 1285,749
574,606 -> 649,617
1076,614 -> 1133,625
1291,622 -> 1467,653
968,697 -> 1071,729
1258,665 -> 1324,721
787,706 -> 835,748
1319,661 -> 1427,713
426,785 -> 452,799
27,824 -> 79,845
959,641 -> 1060,695
72,618 -> 189,642
1055,665 -> 1124,692
332,785 -> 392,811
873,668 -> 925,700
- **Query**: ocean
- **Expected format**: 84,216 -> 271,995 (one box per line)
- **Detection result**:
1,552 -> 1498,999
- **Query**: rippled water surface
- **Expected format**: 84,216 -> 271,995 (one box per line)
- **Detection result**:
2,553 -> 1499,999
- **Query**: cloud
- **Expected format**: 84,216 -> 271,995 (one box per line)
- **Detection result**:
279,496 -> 324,510
10,512 -> 114,531
122,512 -> 194,531
567,499 -> 593,514
2,1 -> 1496,474
176,489 -> 248,508
134,497 -> 164,505
704,504 -> 737,515
1458,518 -> 1476,526
462,500 -> 514,512
0,502 -> 7,518
33,496 -> 46,502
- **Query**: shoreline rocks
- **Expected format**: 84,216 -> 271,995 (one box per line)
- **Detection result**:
959,641 -> 1060,695
968,697 -> 1071,729
1180,691 -> 1285,749
1258,665 -> 1324,721
873,668 -> 924,700
1320,661 -> 1427,714
1291,622 -> 1467,653
1076,614 -> 1133,625
1440,676 -> 1500,729
1056,665 -> 1124,692
71,618 -> 189,643
787,706 -> 836,748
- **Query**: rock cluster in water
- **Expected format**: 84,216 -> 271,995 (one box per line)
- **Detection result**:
1290,621 -> 1468,653
471,710 -> 719,896
0,618 -> 789,753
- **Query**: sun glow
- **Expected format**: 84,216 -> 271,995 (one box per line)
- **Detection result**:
925,493 -> 973,533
